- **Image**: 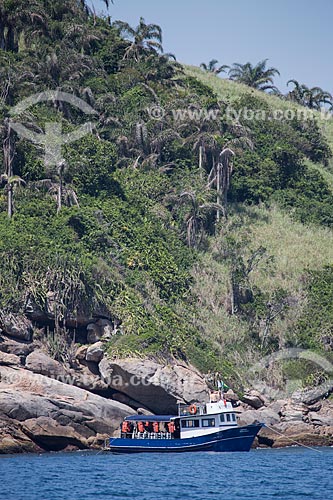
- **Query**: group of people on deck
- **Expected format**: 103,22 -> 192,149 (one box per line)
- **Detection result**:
121,420 -> 178,439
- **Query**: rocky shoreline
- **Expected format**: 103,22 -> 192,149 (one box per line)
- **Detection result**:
0,315 -> 332,454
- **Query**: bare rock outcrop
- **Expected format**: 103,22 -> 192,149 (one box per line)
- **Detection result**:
86,342 -> 104,363
0,365 -> 134,453
239,395 -> 333,448
99,357 -> 210,414
0,337 -> 34,359
0,314 -> 32,341
87,319 -> 114,343
241,389 -> 266,409
25,350 -> 67,378
0,351 -> 22,367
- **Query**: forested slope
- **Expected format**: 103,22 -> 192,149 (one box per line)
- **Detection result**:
1,0 -> 333,390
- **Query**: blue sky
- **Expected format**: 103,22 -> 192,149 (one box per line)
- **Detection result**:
89,0 -> 333,93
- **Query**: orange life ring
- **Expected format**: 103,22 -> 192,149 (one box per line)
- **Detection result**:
188,404 -> 197,415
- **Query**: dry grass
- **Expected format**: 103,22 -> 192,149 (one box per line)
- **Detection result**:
243,204 -> 333,294
186,65 -> 333,373
191,204 -> 333,357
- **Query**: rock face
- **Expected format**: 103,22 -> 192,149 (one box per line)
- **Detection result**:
0,314 -> 32,341
0,351 -> 21,366
25,350 -> 67,378
0,414 -> 43,454
0,320 -> 332,455
25,297 -> 95,330
232,391 -> 333,449
0,365 -> 134,453
87,319 -> 114,343
238,407 -> 280,427
241,389 -> 266,409
99,358 -> 210,414
86,342 -> 104,363
25,350 -> 109,394
0,337 -> 34,358
75,345 -> 88,360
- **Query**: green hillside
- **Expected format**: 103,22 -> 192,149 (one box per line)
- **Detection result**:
1,0 -> 333,389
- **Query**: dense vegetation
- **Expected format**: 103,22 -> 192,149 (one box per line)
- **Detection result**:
1,0 -> 333,386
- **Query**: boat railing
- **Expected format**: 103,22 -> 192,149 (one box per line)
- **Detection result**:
121,431 -> 173,440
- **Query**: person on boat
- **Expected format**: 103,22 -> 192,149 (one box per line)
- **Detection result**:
121,421 -> 132,437
145,421 -> 153,433
153,421 -> 159,434
167,421 -> 175,436
137,421 -> 145,434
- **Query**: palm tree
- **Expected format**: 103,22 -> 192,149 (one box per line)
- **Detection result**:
2,118 -> 15,218
48,160 -> 79,214
200,59 -> 229,75
0,174 -> 26,218
179,191 -> 223,248
184,115 -> 221,173
216,147 -> 235,221
307,88 -> 332,109
287,80 -> 332,110
0,0 -> 46,52
286,79 -> 304,104
0,118 -> 26,218
78,0 -> 112,18
113,17 -> 163,61
229,59 -> 280,92
207,131 -> 253,220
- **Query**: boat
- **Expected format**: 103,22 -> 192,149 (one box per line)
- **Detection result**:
108,392 -> 264,453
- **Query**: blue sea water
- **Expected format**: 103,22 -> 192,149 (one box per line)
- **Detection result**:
1,447 -> 333,500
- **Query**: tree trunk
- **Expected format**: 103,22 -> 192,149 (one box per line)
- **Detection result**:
57,178 -> 62,214
7,184 -> 13,219
216,159 -> 221,222
199,145 -> 203,178
0,23 -> 5,50
219,148 -> 234,220
56,161 -> 66,214
230,272 -> 239,315
3,119 -> 15,218
6,25 -> 17,52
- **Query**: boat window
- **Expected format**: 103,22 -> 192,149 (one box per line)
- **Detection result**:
226,414 -> 231,422
181,419 -> 200,428
202,418 -> 215,427
232,414 -> 236,422
220,414 -> 225,423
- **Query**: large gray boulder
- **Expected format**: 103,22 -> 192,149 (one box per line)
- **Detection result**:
0,365 -> 134,453
25,350 -> 66,379
241,389 -> 266,409
87,319 -> 114,343
0,351 -> 21,367
99,357 -> 210,414
0,337 -> 34,358
86,342 -> 104,363
25,350 -> 109,394
0,314 -> 32,341
280,401 -> 306,422
307,400 -> 333,426
238,406 -> 280,427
